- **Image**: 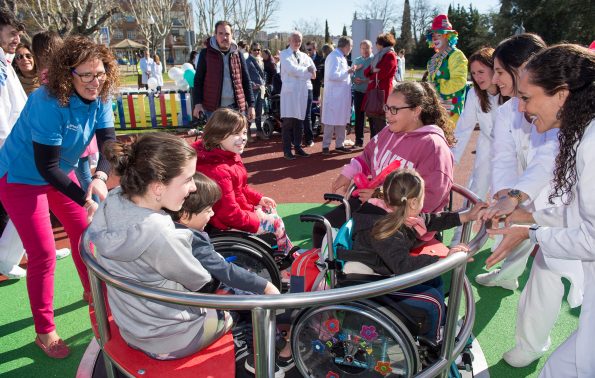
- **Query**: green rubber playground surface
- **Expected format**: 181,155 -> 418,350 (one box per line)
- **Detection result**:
0,203 -> 580,377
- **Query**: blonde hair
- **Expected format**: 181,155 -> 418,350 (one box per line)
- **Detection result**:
201,108 -> 248,150
371,168 -> 425,240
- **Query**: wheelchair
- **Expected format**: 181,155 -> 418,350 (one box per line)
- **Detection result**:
262,77 -> 322,140
287,184 -> 486,377
205,225 -> 287,292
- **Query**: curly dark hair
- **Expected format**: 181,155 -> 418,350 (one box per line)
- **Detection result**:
103,133 -> 196,198
524,44 -> 595,204
46,35 -> 119,107
392,81 -> 456,146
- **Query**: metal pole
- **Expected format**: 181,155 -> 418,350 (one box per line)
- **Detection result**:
438,259 -> 467,378
251,307 -> 276,378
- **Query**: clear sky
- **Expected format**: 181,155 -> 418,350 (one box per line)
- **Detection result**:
269,0 -> 501,34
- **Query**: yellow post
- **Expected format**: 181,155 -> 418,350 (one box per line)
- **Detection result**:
138,94 -> 147,128
170,92 -> 178,127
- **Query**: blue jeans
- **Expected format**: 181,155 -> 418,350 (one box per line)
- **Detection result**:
303,89 -> 313,143
75,157 -> 99,203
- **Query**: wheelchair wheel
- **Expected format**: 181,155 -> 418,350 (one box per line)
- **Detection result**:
210,233 -> 282,290
262,118 -> 275,139
291,299 -> 421,377
312,113 -> 322,138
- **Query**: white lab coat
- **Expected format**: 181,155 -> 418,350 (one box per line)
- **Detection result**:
0,48 -> 27,273
151,61 -> 164,87
321,49 -> 352,126
491,97 -> 559,206
280,48 -> 313,120
452,88 -> 499,200
139,57 -> 154,85
535,119 -> 595,377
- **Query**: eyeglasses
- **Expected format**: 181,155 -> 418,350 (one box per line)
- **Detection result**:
252,48 -> 261,52
16,53 -> 33,60
72,69 -> 107,83
383,104 -> 415,115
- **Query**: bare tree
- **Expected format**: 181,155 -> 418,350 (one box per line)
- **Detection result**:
19,0 -> 120,37
357,0 -> 400,31
193,0 -> 236,41
411,0 -> 439,43
125,0 -> 175,70
292,18 -> 323,37
233,0 -> 278,43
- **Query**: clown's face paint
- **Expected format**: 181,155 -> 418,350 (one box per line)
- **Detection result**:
432,33 -> 447,51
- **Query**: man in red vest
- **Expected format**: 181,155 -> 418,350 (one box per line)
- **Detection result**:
192,20 -> 255,121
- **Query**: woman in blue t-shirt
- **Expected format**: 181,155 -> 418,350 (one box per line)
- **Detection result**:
0,36 -> 118,359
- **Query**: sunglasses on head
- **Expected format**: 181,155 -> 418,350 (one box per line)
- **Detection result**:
16,53 -> 33,60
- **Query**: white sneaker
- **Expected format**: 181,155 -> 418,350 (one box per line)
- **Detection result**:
502,346 -> 544,367
0,263 -> 26,279
56,248 -> 71,260
475,269 -> 519,290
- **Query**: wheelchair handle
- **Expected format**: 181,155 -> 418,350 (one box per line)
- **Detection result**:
323,193 -> 344,203
299,214 -> 336,288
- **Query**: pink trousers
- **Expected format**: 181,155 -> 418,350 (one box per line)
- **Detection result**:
0,174 -> 89,334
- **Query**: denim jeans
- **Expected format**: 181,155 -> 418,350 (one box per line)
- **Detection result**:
252,88 -> 263,131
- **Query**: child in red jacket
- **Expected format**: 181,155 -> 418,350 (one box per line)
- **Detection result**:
193,108 -> 297,256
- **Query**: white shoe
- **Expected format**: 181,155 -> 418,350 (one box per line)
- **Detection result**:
56,248 -> 71,260
0,263 -> 26,279
502,346 -> 544,367
475,269 -> 518,290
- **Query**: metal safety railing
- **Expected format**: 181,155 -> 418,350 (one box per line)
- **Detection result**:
81,183 -> 488,378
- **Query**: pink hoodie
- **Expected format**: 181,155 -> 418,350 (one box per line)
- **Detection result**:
342,125 -> 454,213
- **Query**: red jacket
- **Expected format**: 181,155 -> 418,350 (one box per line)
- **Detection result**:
363,50 -> 398,107
193,140 -> 262,232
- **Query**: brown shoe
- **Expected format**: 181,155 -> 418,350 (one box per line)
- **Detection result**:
35,336 -> 70,359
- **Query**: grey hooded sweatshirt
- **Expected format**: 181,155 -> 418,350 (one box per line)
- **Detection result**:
87,187 -> 212,355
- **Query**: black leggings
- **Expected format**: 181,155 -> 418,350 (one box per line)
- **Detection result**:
312,197 -> 362,248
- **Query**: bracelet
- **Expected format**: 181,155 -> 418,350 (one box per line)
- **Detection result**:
91,173 -> 107,183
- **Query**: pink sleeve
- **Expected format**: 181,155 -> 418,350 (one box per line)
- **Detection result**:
80,136 -> 98,158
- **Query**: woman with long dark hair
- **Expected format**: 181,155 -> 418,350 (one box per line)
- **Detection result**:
485,44 -> 595,377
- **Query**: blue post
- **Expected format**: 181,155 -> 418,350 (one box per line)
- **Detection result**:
179,91 -> 189,125
117,95 -> 126,129
148,94 -> 158,128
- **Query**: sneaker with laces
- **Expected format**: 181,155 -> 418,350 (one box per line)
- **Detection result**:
277,355 -> 295,372
475,269 -> 519,290
0,263 -> 26,279
56,248 -> 71,260
503,346 -> 545,367
244,353 -> 285,377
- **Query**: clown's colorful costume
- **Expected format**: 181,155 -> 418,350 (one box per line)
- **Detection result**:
426,15 -> 468,126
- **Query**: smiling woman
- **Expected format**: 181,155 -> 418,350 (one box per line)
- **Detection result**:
12,42 -> 39,95
0,35 -> 118,359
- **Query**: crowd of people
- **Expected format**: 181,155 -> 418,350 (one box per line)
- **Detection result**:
1,7 -> 594,378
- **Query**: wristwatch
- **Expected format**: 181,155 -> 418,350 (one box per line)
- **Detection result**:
529,224 -> 540,244
91,173 -> 108,183
507,189 -> 523,203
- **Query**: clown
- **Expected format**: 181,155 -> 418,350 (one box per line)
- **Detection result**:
426,14 -> 468,127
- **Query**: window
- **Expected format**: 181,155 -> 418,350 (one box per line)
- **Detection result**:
127,30 -> 136,39
113,30 -> 124,39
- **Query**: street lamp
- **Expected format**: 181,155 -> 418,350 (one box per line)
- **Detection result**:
148,15 -> 155,53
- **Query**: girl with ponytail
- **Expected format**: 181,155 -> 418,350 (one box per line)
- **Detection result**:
338,168 -> 485,278
313,81 -> 455,248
